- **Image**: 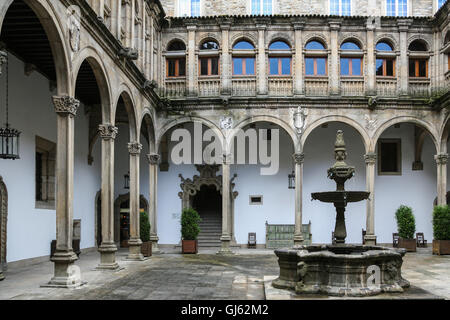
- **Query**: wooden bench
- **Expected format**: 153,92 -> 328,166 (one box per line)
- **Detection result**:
265,221 -> 312,249
248,232 -> 256,248
416,232 -> 427,248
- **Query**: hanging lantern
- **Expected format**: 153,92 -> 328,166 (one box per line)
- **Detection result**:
124,171 -> 130,189
288,170 -> 295,189
0,51 -> 21,160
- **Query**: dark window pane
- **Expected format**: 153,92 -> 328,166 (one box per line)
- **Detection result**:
341,58 -> 350,75
246,58 -> 255,74
376,42 -> 393,51
376,59 -> 383,76
380,142 -> 399,173
305,41 -> 325,50
211,58 -> 219,75
168,60 -> 176,76
200,41 -> 219,50
200,59 -> 208,75
386,59 -> 394,76
408,40 -> 427,52
269,58 -> 278,75
233,58 -> 243,75
269,41 -> 290,50
419,60 -> 427,77
305,58 -> 314,75
409,60 -> 416,77
281,58 -> 291,75
341,42 -> 360,50
233,41 -> 254,50
179,58 -> 186,76
36,152 -> 42,201
168,41 -> 186,51
352,58 -> 361,75
316,58 -> 326,75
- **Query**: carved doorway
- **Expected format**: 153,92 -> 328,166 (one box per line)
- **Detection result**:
192,185 -> 222,246
0,176 -> 7,271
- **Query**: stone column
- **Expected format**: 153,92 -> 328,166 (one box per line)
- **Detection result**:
126,141 -> 144,261
435,153 -> 448,206
96,124 -> 120,270
257,24 -> 267,96
293,153 -> 304,246
398,20 -> 411,96
366,24 -> 376,96
187,24 -> 197,96
329,21 -> 341,96
220,21 -> 231,95
218,154 -> 233,254
364,153 -> 377,245
147,153 -> 160,253
46,96 -> 81,287
292,20 -> 305,96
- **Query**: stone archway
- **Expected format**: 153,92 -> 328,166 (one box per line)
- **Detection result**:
114,193 -> 148,247
179,165 -> 238,245
0,176 -> 7,276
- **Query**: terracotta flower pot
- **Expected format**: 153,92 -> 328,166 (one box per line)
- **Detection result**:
182,240 -> 198,254
432,240 -> 450,255
398,238 -> 416,252
141,241 -> 153,257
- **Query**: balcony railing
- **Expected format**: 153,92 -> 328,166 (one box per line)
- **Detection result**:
408,78 -> 431,97
305,77 -> 329,96
198,77 -> 220,97
268,76 -> 293,97
340,77 -> 365,96
376,77 -> 397,97
232,77 -> 256,97
162,78 -> 186,97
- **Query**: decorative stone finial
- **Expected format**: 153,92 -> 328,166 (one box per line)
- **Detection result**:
334,130 -> 347,164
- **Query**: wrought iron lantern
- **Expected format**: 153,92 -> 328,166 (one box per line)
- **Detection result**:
124,171 -> 130,189
288,170 -> 295,189
0,51 -> 20,160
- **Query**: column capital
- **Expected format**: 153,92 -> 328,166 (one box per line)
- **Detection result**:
0,50 -> 7,75
435,153 -> 449,165
146,153 -> 160,165
292,153 -> 305,164
52,96 -> 80,117
128,142 -> 142,155
98,124 -> 118,140
364,153 -> 377,164
222,153 -> 233,165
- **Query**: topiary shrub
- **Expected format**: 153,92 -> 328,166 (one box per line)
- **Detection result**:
433,205 -> 450,240
395,205 -> 416,239
140,211 -> 151,242
181,208 -> 202,240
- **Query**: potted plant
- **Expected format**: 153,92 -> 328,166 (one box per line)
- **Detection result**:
140,211 -> 152,257
395,205 -> 416,252
181,208 -> 201,254
432,205 -> 450,255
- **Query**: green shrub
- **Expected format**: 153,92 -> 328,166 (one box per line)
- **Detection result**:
433,205 -> 450,240
181,208 -> 202,240
395,205 -> 416,239
140,211 -> 151,242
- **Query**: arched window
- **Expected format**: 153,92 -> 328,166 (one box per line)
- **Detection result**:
166,40 -> 186,78
340,41 -> 363,76
232,41 -> 256,76
199,40 -> 219,76
376,41 -> 396,77
251,0 -> 273,15
408,40 -> 429,78
269,41 -> 291,76
304,40 -> 327,76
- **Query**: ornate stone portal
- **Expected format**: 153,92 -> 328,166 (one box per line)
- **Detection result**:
273,131 -> 410,297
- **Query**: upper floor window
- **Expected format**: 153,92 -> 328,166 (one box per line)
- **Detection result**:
199,40 -> 219,76
330,0 -> 351,16
376,41 -> 396,77
408,40 -> 429,78
438,0 -> 446,10
305,40 -> 327,76
269,41 -> 291,76
386,0 -> 408,16
251,0 -> 273,15
166,40 -> 186,77
177,0 -> 200,17
340,41 -> 363,76
233,40 -> 256,75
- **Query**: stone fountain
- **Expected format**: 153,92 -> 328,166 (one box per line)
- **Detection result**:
272,130 -> 410,297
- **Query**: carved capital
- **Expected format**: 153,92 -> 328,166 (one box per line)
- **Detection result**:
128,142 -> 143,155
0,51 -> 7,75
98,124 -> 118,140
364,153 -> 377,164
435,153 -> 449,165
147,153 -> 160,165
52,95 -> 80,117
222,153 -> 232,165
292,153 -> 305,164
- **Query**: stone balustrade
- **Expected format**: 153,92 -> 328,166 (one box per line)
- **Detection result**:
376,77 -> 398,97
268,76 -> 293,97
305,77 -> 329,96
162,78 -> 186,97
340,77 -> 365,96
232,77 -> 257,97
198,77 -> 220,97
408,78 -> 431,97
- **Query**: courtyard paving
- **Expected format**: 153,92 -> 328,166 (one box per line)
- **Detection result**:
0,247 -> 449,300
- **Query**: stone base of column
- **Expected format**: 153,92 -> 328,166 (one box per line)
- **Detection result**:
293,234 -> 304,247
364,234 -> 377,246
42,251 -> 84,288
150,235 -> 161,254
217,236 -> 234,255
126,238 -> 144,261
96,242 -> 121,270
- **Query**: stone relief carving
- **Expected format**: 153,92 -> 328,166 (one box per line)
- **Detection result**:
364,114 -> 378,132
128,142 -> 143,155
219,116 -> 233,130
68,8 -> 81,52
293,106 -> 308,135
118,47 -> 139,60
52,96 -> 80,117
147,153 -> 160,165
98,124 -> 118,140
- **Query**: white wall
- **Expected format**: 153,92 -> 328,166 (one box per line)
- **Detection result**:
0,54 -> 101,263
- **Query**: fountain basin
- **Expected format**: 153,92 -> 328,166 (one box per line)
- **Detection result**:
311,191 -> 370,203
273,245 -> 410,297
